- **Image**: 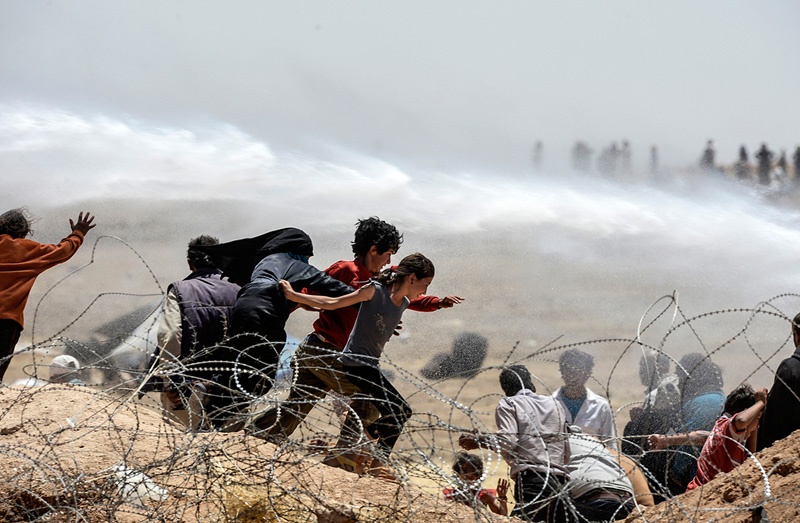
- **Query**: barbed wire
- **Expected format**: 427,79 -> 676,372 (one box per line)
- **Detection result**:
1,240 -> 799,522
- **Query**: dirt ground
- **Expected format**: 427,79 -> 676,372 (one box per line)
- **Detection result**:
0,384 -> 799,522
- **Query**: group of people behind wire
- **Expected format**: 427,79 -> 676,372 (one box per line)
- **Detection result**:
6,207 -> 800,522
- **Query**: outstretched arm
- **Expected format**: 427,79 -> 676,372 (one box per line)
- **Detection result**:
408,294 -> 464,312
280,279 -> 374,310
648,430 -> 710,450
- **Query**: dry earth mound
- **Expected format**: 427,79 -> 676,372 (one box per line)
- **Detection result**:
0,385 -> 501,523
627,429 -> 800,523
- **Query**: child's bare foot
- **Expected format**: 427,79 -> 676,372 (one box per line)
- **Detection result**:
364,457 -> 397,482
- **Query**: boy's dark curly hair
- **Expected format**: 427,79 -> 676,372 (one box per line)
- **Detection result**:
724,383 -> 756,416
499,365 -> 536,396
351,217 -> 403,257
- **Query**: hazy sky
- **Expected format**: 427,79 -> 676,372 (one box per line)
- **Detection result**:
2,1 -> 799,172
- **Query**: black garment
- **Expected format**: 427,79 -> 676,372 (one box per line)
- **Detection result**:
197,227 -> 314,286
204,328 -> 287,429
170,268 -> 240,359
755,147 -> 774,185
512,470 -> 573,523
343,363 -> 412,453
231,252 -> 352,335
758,348 -> 800,450
573,493 -> 635,522
621,406 -> 680,502
0,318 -> 22,381
197,228 -> 353,428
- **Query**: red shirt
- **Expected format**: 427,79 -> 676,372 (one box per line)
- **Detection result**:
0,231 -> 85,328
686,413 -> 747,490
311,258 -> 440,349
443,487 -> 497,504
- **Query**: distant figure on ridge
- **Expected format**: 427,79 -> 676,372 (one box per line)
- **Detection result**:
571,141 -> 593,172
0,209 -> 96,382
699,140 -> 715,172
620,140 -> 632,175
734,145 -> 751,181
597,142 -> 620,177
776,149 -> 788,176
793,146 -> 800,182
533,141 -> 543,171
755,143 -> 774,185
649,146 -> 659,178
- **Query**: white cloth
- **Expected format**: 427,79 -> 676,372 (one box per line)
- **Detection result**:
156,288 -> 182,363
553,387 -> 618,450
644,373 -> 680,411
495,389 -> 571,479
566,434 -> 634,499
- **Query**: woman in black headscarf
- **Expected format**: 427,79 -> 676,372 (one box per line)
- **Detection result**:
198,227 -> 353,429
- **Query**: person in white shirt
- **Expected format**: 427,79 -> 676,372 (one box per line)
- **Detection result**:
553,349 -> 618,450
460,365 -> 572,523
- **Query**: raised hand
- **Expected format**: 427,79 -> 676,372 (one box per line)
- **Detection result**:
496,478 -> 509,499
69,212 -> 96,236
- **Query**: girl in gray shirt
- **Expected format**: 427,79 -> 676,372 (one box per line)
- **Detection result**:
279,253 -> 436,470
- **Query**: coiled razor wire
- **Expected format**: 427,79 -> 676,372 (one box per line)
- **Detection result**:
0,238 -> 798,521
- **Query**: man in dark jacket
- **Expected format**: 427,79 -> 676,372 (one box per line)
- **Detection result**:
157,235 -> 240,430
758,313 -> 800,450
199,227 -> 354,429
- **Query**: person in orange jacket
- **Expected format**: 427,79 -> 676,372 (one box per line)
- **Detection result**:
0,208 -> 96,381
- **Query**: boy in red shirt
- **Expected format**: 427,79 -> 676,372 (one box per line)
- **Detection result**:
249,218 -> 462,460
0,208 -> 96,381
686,384 -> 767,490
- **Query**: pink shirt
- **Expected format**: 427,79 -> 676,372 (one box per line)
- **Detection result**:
686,413 -> 747,490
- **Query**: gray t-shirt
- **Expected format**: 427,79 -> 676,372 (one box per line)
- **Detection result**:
566,434 -> 634,499
339,281 -> 409,367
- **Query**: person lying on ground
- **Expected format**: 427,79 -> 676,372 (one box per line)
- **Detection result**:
567,432 -> 641,521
